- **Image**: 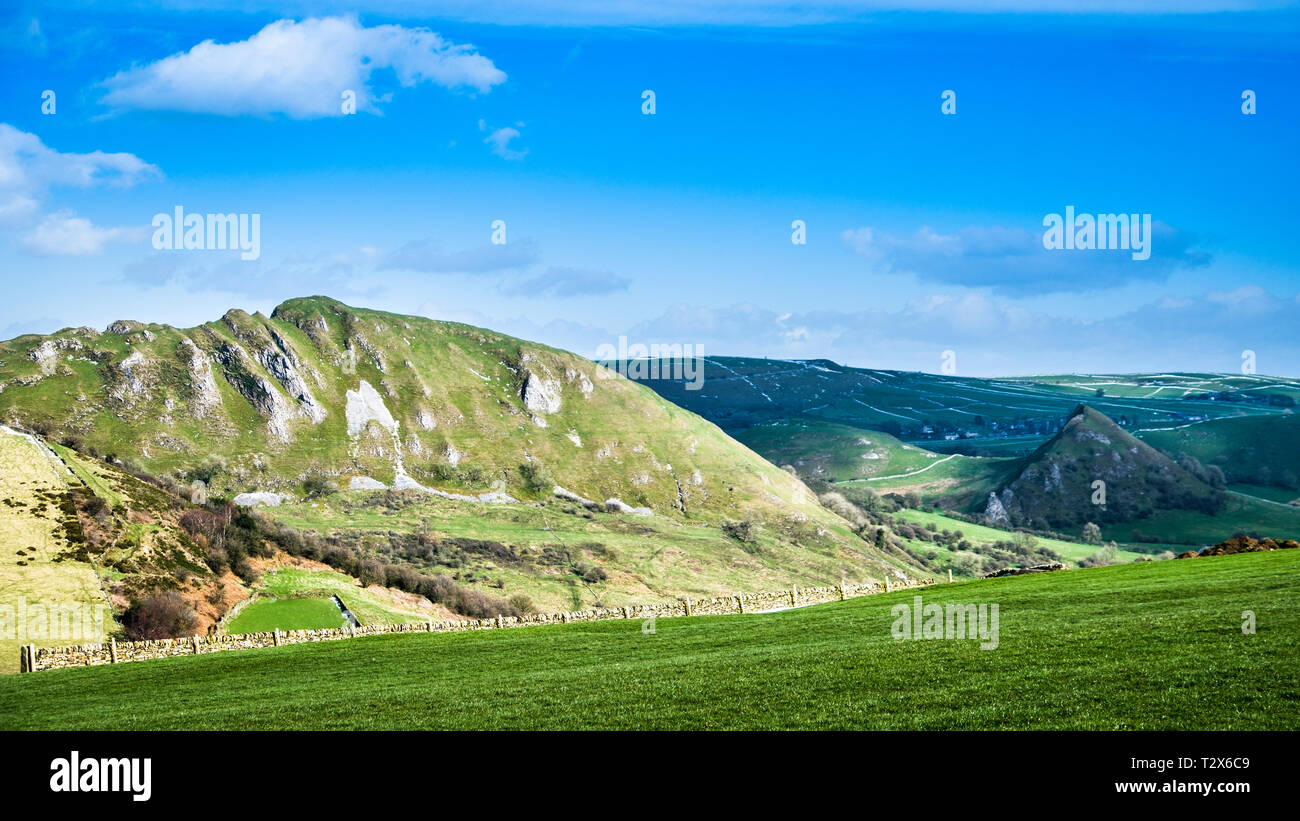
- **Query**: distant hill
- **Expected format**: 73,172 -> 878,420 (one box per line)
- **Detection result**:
983,405 -> 1223,531
636,357 -> 1297,449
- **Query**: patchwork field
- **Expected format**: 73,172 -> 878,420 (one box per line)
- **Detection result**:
2,550 -> 1294,730
644,360 -> 1295,444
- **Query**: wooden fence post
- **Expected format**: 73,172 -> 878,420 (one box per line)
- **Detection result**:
949,569 -> 953,583
273,628 -> 281,647
737,593 -> 745,614
839,580 -> 846,601
109,637 -> 118,664
192,635 -> 200,654
791,585 -> 798,606
885,576 -> 891,593
684,597 -> 693,617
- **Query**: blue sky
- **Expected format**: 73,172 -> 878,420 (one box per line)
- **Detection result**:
1,1 -> 1297,376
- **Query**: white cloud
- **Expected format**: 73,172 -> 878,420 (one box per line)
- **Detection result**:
21,213 -> 129,256
100,16 -> 506,118
0,124 -> 160,202
484,126 -> 527,161
0,124 -> 159,255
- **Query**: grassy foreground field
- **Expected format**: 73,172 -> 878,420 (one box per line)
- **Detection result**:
1,550 -> 1295,730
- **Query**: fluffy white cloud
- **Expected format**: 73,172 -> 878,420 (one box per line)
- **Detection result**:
0,124 -> 159,255
21,213 -> 130,256
0,124 -> 160,208
100,16 -> 506,118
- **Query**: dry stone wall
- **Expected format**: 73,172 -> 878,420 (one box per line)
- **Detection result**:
21,577 -> 928,673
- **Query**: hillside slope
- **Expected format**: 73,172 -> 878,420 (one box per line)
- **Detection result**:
0,298 -> 927,613
984,405 -> 1223,530
0,425 -> 239,672
0,298 -> 811,522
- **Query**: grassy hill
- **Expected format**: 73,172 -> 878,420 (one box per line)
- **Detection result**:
2,550 -> 1294,730
984,404 -> 1224,531
0,299 -> 929,637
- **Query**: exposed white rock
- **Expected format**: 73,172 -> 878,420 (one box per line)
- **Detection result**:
566,367 -> 594,395
181,339 -> 222,418
566,430 -> 582,447
233,491 -> 291,507
29,340 -> 59,376
522,371 -> 562,414
984,491 -> 1011,526
257,339 -> 326,424
416,411 -> 436,430
605,497 -> 653,516
111,351 -> 151,401
349,476 -> 387,490
554,485 -> 596,506
345,380 -> 398,437
444,443 -> 463,467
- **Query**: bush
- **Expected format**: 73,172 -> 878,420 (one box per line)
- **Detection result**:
302,476 -> 335,498
722,518 -> 759,544
518,462 -> 555,494
123,591 -> 199,640
1080,543 -> 1119,568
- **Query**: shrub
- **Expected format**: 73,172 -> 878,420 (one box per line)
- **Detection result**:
1080,543 -> 1120,568
722,518 -> 759,544
123,591 -> 199,640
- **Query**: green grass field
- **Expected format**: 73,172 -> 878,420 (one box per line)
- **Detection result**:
2,550 -> 1294,730
255,566 -> 432,627
225,598 -> 345,633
